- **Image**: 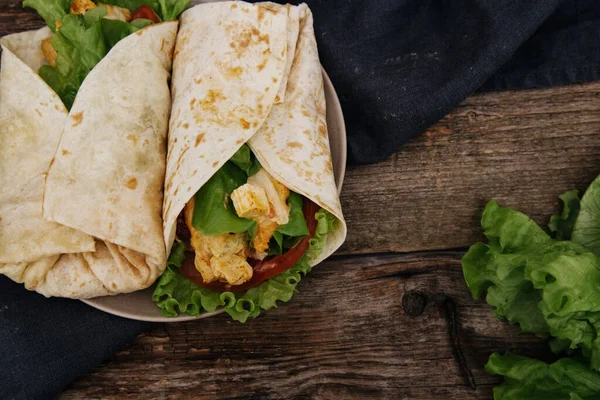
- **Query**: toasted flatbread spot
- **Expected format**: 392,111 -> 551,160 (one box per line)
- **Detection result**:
226,67 -> 243,78
257,59 -> 267,72
288,141 -> 303,149
125,177 -> 138,190
126,134 -> 139,145
61,149 -> 71,156
240,118 -> 251,129
195,133 -> 205,147
71,111 -> 84,127
318,122 -> 327,137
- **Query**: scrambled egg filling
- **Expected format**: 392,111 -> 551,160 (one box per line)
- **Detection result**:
231,168 -> 290,253
184,200 -> 253,286
183,168 -> 291,286
41,0 -> 132,67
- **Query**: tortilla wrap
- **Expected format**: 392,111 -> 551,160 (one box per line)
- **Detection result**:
163,1 -> 346,266
0,21 -> 178,298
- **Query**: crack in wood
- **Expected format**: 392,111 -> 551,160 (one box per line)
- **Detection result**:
440,296 -> 477,390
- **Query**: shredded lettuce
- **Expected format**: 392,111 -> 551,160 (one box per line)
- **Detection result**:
153,208 -> 337,322
486,353 -> 600,399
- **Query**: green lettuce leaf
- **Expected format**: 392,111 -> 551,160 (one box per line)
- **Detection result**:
229,144 -> 261,177
39,13 -> 107,109
100,18 -> 153,49
191,161 -> 256,236
462,201 -> 551,336
29,0 -> 187,110
463,200 -> 600,369
157,0 -> 189,21
572,177 -> 600,255
486,353 -> 600,400
59,13 -> 107,70
549,190 -> 580,241
269,192 -> 309,255
23,0 -> 69,31
153,209 -> 338,322
306,208 -> 337,260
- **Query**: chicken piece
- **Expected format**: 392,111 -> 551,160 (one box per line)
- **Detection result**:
252,219 -> 280,253
206,233 -> 248,258
209,254 -> 253,286
231,183 -> 270,220
184,201 -> 214,281
98,3 -> 132,21
41,37 -> 57,67
231,168 -> 291,252
184,198 -> 253,285
70,0 -> 96,15
248,169 -> 290,225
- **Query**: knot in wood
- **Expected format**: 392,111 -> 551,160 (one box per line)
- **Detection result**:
402,291 -> 427,317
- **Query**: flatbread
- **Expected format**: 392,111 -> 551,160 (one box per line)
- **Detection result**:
163,1 -> 347,266
0,22 -> 178,298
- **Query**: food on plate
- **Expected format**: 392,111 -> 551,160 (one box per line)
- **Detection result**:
462,174 -> 600,396
152,1 -> 347,322
0,0 -> 185,297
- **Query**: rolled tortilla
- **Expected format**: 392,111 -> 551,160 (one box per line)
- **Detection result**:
0,22 -> 178,298
163,2 -> 346,267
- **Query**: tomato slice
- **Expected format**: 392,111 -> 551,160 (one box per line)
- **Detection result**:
130,5 -> 159,23
180,197 -> 320,293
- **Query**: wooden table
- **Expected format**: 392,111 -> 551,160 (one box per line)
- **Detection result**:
3,2 -> 600,399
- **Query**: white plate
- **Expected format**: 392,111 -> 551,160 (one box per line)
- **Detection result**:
82,70 -> 347,322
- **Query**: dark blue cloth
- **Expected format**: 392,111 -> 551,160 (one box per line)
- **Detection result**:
2,0 -> 600,398
296,0 -> 600,164
0,277 -> 150,399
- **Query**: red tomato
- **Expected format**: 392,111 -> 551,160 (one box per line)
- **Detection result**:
180,197 -> 320,293
130,5 -> 158,23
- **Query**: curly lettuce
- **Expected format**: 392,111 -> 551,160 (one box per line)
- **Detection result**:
486,353 -> 600,399
463,200 -> 600,370
548,190 -> 580,241
153,208 -> 337,322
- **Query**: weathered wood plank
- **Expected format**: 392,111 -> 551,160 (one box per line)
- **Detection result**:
340,82 -> 600,254
61,252 -> 551,399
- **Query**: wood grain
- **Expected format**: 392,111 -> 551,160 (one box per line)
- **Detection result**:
1,2 -> 599,399
340,82 -> 600,255
61,252 -> 552,400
